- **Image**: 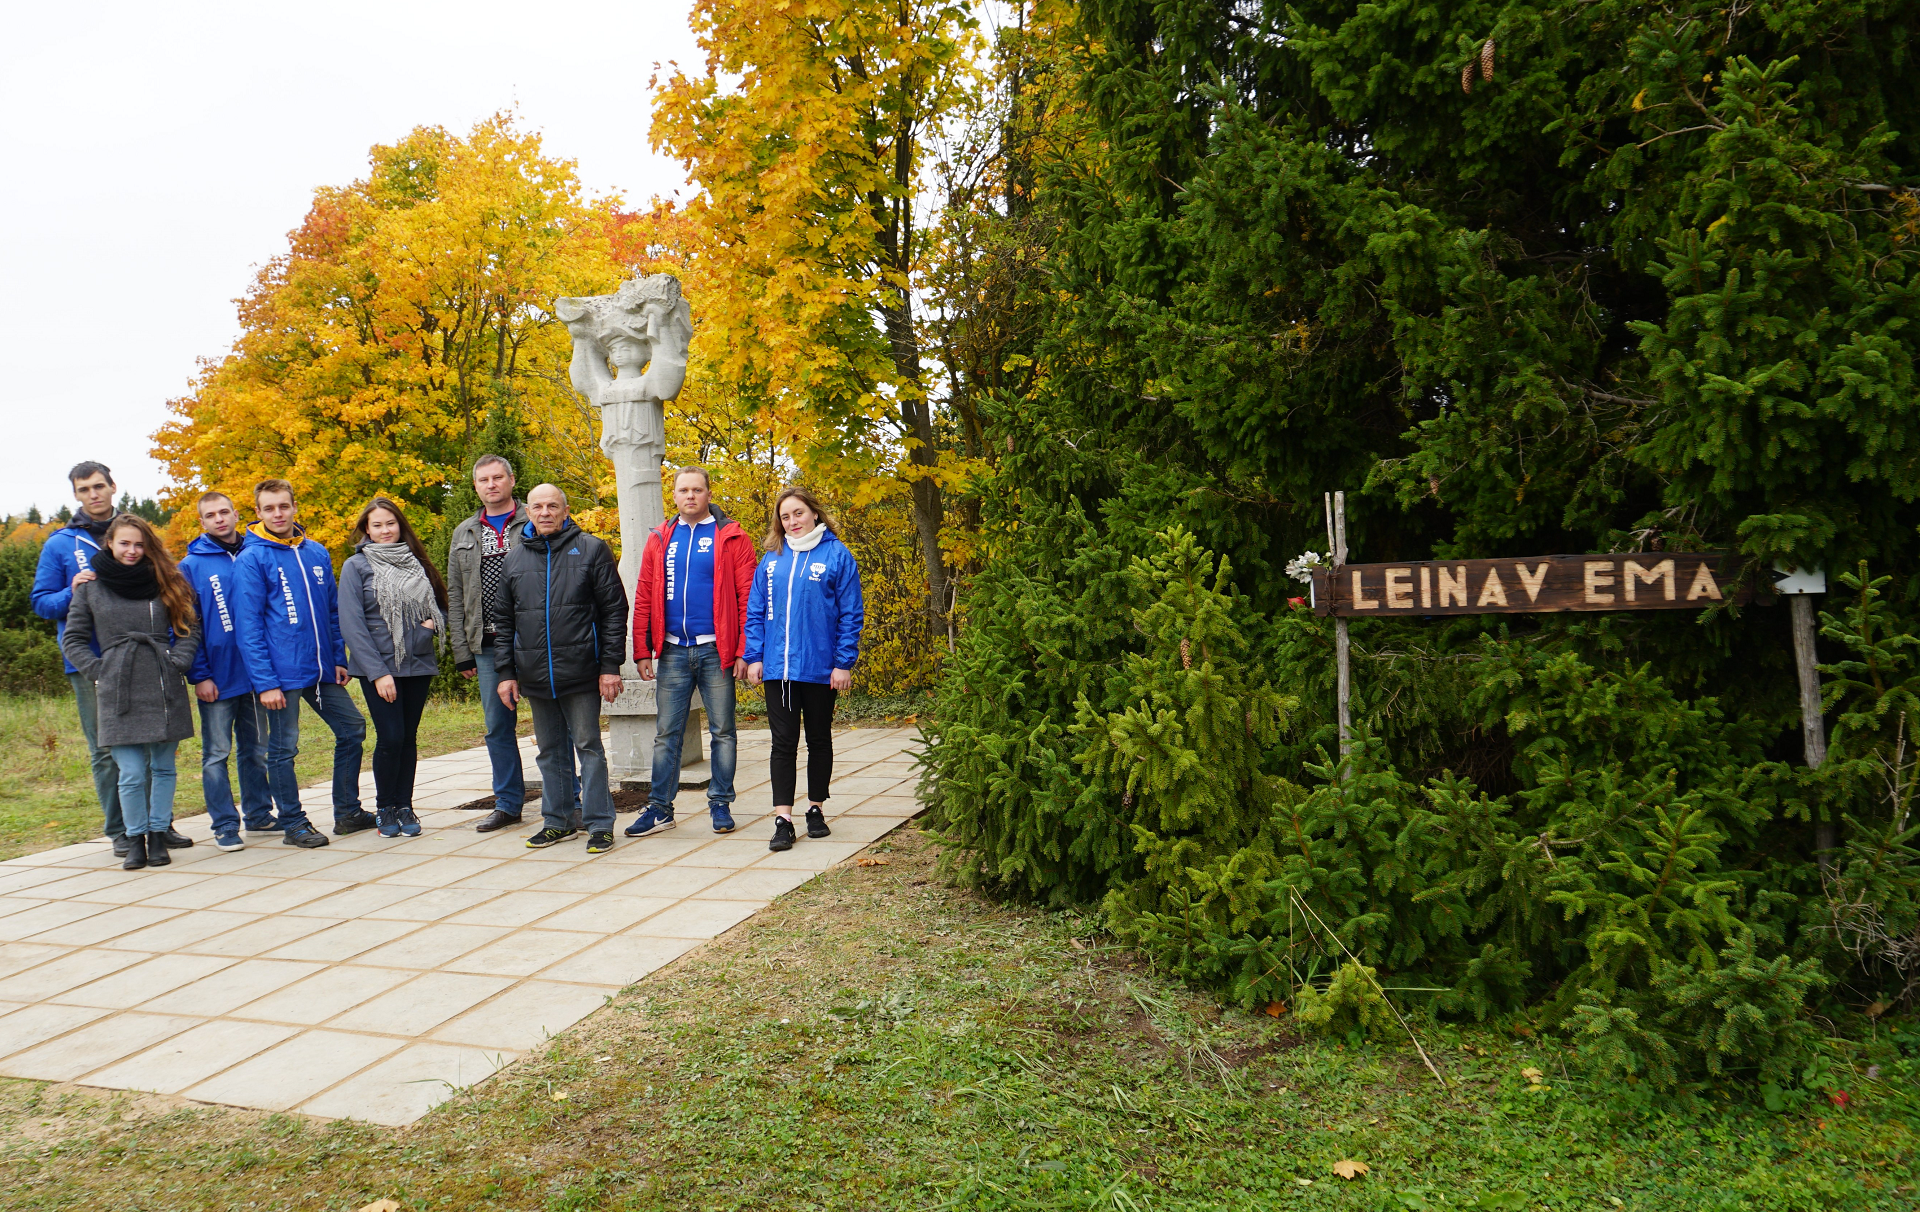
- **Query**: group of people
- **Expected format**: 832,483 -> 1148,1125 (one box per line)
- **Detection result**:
32,457 -> 866,872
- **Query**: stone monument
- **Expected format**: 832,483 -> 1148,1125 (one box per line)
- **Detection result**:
556,272 -> 703,788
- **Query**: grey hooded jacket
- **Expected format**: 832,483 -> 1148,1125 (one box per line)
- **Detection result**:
338,550 -> 443,680
60,581 -> 199,748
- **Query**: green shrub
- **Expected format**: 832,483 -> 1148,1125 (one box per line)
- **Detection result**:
0,629 -> 65,697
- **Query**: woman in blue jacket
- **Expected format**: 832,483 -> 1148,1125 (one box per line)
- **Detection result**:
744,486 -> 865,852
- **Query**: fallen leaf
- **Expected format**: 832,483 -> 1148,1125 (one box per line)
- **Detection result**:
1265,1001 -> 1288,1018
1332,1159 -> 1369,1180
1867,1001 -> 1888,1019
551,1090 -> 570,1102
1521,1066 -> 1544,1084
856,857 -> 890,867
1067,937 -> 1085,951
358,1202 -> 401,1212
1829,1090 -> 1852,1109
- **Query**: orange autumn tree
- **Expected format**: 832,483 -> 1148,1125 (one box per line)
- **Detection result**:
651,0 -> 986,623
154,115 -> 629,550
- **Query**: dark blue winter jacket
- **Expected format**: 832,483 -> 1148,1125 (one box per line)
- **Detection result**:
231,523 -> 347,693
30,519 -> 111,674
743,527 -> 864,685
178,533 -> 256,699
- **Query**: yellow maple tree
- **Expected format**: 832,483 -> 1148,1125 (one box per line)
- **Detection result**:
154,114 -> 629,551
651,0 -> 986,620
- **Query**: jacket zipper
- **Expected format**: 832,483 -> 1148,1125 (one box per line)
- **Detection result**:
295,542 -> 324,684
780,542 -> 799,684
544,542 -> 556,692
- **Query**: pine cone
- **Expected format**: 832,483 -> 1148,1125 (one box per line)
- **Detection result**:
1462,60 -> 1474,94
1180,637 -> 1192,669
1482,39 -> 1495,82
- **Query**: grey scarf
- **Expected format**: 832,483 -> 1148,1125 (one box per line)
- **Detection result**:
362,542 -> 446,660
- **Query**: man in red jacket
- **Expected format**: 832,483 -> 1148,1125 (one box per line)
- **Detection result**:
626,467 -> 757,836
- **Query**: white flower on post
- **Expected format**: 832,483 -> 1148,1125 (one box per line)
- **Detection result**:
1285,551 -> 1327,584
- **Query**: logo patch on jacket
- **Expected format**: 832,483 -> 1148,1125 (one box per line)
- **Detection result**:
809,562 -> 827,582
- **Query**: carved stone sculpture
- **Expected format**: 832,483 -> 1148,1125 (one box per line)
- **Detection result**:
556,273 -> 693,593
556,273 -> 705,786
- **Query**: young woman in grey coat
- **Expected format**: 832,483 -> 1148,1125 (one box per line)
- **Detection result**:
60,515 -> 200,871
339,497 -> 449,838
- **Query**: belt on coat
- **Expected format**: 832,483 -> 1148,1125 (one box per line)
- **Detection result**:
99,633 -> 174,718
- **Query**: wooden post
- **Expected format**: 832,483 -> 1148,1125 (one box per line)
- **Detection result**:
1791,593 -> 1835,863
1329,491 -> 1351,775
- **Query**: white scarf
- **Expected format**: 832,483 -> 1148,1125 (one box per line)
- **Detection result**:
785,523 -> 827,553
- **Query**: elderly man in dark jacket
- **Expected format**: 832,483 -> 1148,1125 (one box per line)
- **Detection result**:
490,484 -> 628,854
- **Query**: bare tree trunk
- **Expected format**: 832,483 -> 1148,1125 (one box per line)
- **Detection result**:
882,296 -> 949,621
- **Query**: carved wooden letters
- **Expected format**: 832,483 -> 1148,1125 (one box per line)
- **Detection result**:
1311,553 -> 1746,617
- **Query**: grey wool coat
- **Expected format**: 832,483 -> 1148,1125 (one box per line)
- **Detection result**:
338,551 -> 442,680
60,581 -> 199,748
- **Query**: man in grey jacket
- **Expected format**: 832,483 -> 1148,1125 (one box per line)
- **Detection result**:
447,455 -> 530,832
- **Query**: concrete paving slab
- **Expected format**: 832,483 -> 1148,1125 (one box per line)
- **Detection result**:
1,724 -> 918,1124
184,1030 -> 404,1110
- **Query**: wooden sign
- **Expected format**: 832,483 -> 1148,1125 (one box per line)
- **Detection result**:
1310,553 -> 1748,617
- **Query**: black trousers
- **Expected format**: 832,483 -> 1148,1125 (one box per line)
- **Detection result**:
359,675 -> 433,808
766,680 -> 838,807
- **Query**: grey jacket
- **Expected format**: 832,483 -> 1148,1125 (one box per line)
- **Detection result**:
60,581 -> 199,748
446,502 -> 527,667
338,551 -> 443,680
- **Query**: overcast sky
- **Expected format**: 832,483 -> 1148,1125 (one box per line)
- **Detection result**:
0,0 -> 698,520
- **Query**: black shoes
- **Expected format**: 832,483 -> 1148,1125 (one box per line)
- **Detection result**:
476,810 -> 522,833
334,809 -> 378,836
586,831 -> 614,854
526,826 -> 577,849
769,816 -> 796,852
161,827 -> 194,849
283,823 -> 331,848
806,807 -> 831,839
112,836 -> 130,858
122,834 -> 148,870
146,833 -> 172,867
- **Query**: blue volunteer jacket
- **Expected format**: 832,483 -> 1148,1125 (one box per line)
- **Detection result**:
178,533 -> 256,699
30,520 -> 109,674
743,528 -> 865,685
231,523 -> 347,693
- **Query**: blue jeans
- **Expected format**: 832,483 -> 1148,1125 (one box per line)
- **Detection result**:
528,691 -> 613,834
476,652 -> 525,813
650,641 -> 737,812
68,672 -> 124,841
262,681 -> 367,828
198,693 -> 271,836
111,741 -> 178,837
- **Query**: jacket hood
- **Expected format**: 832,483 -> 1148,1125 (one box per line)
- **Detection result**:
245,521 -> 307,548
521,517 -> 584,550
188,532 -> 246,557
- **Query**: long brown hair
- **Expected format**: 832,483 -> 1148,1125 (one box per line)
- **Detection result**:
103,515 -> 198,633
763,486 -> 837,554
350,497 -> 451,609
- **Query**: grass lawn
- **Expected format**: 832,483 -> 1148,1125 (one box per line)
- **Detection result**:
0,689 -> 492,861
0,826 -> 1912,1210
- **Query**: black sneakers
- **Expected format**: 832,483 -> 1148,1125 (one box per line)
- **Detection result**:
283,823 -> 331,848
770,816 -> 796,852
526,826 -> 578,849
586,831 -> 614,854
334,809 -> 378,836
805,807 -> 831,839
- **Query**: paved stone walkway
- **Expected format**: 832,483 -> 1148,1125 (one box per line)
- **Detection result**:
0,725 -> 920,1125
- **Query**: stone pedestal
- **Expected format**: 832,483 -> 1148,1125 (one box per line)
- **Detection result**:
604,677 -> 708,793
